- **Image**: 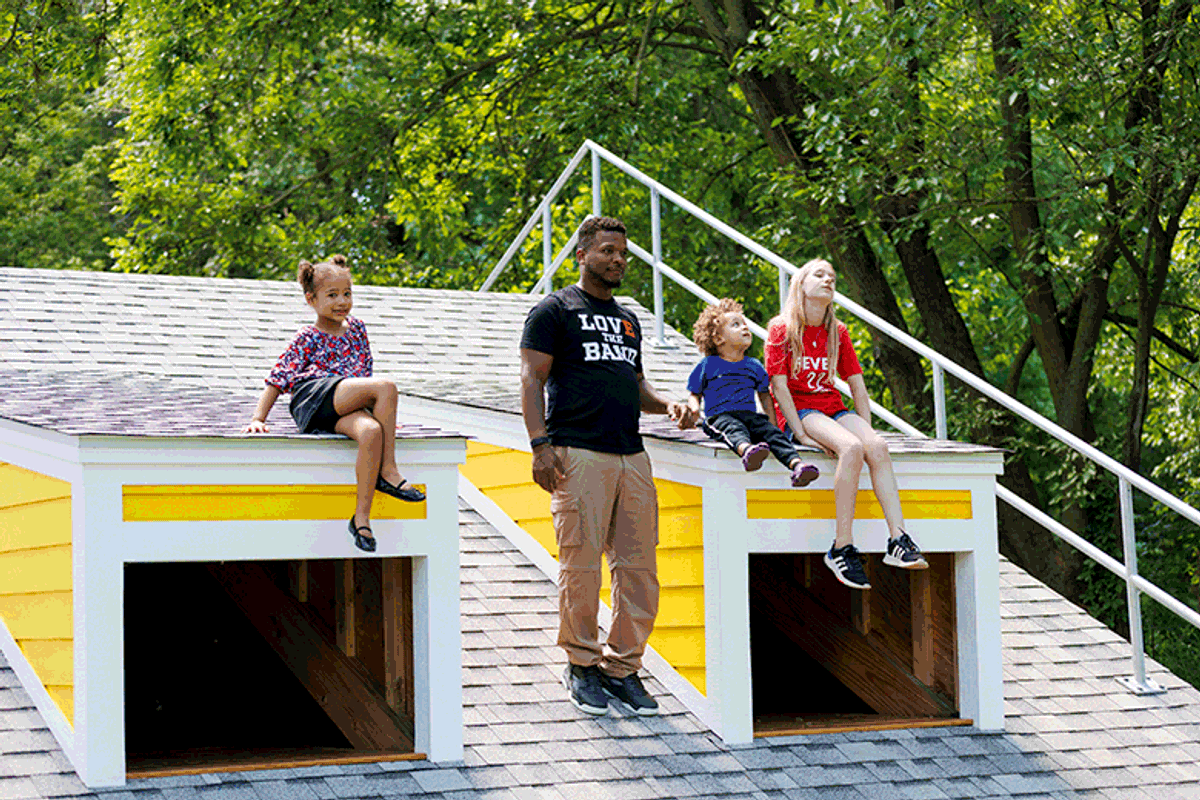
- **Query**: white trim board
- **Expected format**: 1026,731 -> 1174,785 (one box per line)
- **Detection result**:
0,615 -> 76,765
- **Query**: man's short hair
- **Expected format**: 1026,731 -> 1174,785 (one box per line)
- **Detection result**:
576,216 -> 626,256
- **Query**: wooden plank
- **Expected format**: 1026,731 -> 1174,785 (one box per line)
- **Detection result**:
864,555 -> 912,664
355,560 -> 386,689
851,557 -> 871,635
930,553 -> 958,703
754,714 -> 973,737
911,569 -> 934,684
128,748 -> 425,779
288,561 -> 309,603
748,557 -> 955,718
208,563 -> 414,751
335,560 -> 357,658
306,561 -> 336,635
382,558 -> 415,718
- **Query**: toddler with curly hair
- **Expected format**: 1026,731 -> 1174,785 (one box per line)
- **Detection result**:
686,298 -> 819,486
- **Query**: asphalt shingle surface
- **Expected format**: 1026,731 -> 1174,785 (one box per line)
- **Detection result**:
0,267 -> 996,454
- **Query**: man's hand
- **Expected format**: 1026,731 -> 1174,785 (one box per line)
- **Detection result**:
668,400 -> 698,430
531,445 -> 565,492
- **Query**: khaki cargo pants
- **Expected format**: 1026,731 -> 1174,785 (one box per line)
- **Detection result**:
550,446 -> 659,679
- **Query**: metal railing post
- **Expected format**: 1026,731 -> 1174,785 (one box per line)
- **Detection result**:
542,205 -> 553,294
1116,478 -> 1166,695
779,267 -> 789,314
592,148 -> 602,216
932,362 -> 948,439
651,187 -> 666,345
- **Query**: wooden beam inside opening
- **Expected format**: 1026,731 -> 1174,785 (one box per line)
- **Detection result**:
382,558 -> 415,719
911,569 -> 934,684
336,560 -> 357,658
289,560 -> 309,603
208,562 -> 414,751
749,557 -> 955,718
851,557 -> 871,635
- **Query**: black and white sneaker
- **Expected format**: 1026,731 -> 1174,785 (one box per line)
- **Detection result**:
824,543 -> 872,589
600,671 -> 659,716
883,531 -> 928,569
563,664 -> 608,716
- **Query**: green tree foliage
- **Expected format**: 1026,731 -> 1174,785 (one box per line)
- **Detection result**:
0,0 -> 123,269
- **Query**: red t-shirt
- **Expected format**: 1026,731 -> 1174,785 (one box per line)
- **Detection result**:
764,319 -> 863,426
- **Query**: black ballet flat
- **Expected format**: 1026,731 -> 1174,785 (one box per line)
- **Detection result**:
348,516 -> 376,552
376,476 -> 426,503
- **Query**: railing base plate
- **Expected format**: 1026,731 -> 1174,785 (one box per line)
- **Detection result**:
1115,675 -> 1166,696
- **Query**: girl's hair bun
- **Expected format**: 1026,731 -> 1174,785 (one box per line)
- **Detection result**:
298,255 -> 350,295
297,260 -> 316,293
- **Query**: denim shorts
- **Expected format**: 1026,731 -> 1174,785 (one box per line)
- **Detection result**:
797,408 -> 852,421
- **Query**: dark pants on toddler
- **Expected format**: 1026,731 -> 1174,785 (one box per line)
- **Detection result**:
700,410 -> 799,467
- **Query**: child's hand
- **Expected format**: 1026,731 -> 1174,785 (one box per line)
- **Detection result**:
669,401 -> 698,430
243,419 -> 270,434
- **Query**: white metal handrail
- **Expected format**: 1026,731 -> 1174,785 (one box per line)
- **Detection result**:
484,139 -> 1200,694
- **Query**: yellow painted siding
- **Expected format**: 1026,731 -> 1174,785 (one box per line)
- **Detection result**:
746,488 -> 972,519
0,463 -> 73,724
123,484 -> 427,521
461,442 -> 707,694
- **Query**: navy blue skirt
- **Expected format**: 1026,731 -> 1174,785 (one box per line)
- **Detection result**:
289,377 -> 344,434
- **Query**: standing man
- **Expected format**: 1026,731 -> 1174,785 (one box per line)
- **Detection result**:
520,216 -> 696,716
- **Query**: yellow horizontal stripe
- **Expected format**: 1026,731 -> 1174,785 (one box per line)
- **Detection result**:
0,464 -> 71,510
47,686 -> 73,724
0,592 -> 72,639
0,499 -> 72,554
747,489 -> 972,519
0,547 -> 72,595
122,485 -> 426,521
20,639 -> 72,686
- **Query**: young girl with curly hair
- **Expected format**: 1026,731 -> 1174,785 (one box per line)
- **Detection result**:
243,254 -> 424,552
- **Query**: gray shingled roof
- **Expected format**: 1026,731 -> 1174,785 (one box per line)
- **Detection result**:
0,267 -> 997,453
4,267 -> 1199,798
2,501 -> 1199,799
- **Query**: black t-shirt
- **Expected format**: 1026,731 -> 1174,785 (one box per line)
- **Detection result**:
520,284 -> 644,454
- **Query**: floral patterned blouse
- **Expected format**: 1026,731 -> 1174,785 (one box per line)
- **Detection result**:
265,317 -> 373,394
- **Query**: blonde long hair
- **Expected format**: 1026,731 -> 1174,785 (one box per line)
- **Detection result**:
768,259 -> 840,385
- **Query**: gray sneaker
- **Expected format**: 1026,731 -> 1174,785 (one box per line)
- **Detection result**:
824,543 -> 871,590
563,664 -> 608,715
600,671 -> 659,716
883,531 -> 928,569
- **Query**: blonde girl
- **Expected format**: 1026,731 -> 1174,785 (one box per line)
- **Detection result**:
764,259 -> 926,589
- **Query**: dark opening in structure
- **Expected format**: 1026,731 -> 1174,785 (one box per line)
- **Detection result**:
748,552 -> 965,736
125,558 -> 417,776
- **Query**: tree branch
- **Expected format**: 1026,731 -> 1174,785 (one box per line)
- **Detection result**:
1104,311 -> 1199,362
